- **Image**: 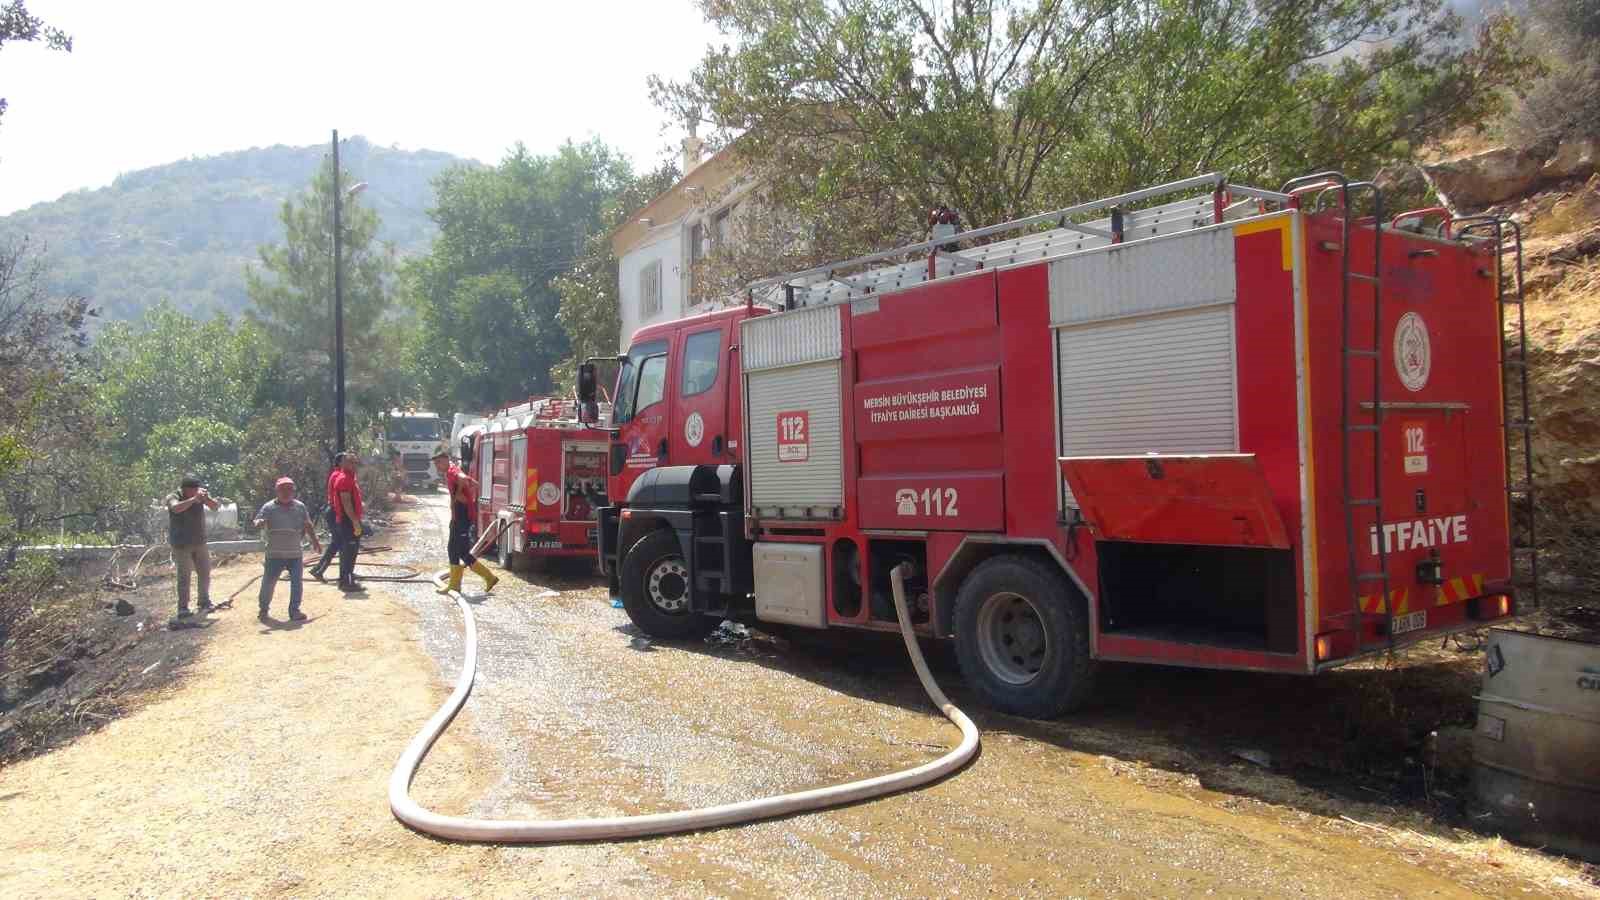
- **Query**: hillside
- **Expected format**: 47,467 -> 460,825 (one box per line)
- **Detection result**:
0,137 -> 474,322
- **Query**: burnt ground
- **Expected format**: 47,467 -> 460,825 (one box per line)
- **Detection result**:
0,559 -> 246,765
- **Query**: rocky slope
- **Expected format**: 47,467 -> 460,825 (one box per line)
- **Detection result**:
1421,143 -> 1600,592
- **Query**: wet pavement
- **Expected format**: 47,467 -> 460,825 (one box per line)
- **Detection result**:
375,493 -> 1593,898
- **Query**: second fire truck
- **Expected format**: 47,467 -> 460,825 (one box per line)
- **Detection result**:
458,397 -> 610,569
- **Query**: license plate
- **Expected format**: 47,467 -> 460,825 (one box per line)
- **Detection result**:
1391,610 -> 1427,635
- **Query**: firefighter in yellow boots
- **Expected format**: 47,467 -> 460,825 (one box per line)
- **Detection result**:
431,449 -> 498,594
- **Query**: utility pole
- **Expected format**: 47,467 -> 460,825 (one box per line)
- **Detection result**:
332,129 -> 346,453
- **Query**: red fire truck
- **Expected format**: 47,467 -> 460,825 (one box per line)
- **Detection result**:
578,172 -> 1535,718
461,397 -> 610,570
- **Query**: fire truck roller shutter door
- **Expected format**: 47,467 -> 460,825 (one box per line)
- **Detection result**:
741,307 -> 845,518
1049,225 -> 1240,509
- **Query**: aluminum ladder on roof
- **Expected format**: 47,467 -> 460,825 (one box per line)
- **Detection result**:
1285,172 -> 1393,653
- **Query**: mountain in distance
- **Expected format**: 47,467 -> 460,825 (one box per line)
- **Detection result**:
0,136 -> 476,322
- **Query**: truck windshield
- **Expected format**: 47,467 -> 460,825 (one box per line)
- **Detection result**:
613,339 -> 668,424
388,418 -> 439,441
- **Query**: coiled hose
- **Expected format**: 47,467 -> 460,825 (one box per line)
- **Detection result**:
389,561 -> 979,842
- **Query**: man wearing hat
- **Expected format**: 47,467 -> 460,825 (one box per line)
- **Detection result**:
252,476 -> 322,621
165,474 -> 221,618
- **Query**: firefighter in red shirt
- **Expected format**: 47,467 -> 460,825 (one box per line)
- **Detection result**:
431,449 -> 498,594
329,453 -> 365,591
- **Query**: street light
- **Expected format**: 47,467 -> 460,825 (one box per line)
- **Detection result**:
330,131 -> 368,454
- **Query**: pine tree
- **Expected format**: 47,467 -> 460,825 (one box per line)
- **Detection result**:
245,157 -> 403,421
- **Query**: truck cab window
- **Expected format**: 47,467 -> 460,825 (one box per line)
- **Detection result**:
681,329 -> 721,397
635,354 -> 668,412
612,339 -> 668,424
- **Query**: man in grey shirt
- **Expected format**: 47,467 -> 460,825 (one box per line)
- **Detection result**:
252,476 -> 322,622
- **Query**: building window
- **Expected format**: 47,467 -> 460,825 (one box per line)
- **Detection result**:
639,259 -> 662,319
689,223 -> 706,304
712,207 -> 732,250
690,222 -> 707,264
681,328 -> 721,396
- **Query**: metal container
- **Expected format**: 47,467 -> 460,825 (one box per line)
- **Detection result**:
1473,627 -> 1600,861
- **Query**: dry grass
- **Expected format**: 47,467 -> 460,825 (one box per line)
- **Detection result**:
1336,814 -> 1599,897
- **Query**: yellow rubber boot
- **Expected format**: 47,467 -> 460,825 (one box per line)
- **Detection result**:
437,565 -> 464,594
470,560 -> 499,593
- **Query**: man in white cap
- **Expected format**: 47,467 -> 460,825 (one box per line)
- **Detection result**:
252,476 -> 321,621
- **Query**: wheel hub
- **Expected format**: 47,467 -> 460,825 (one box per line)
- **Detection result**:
646,557 -> 689,614
976,591 -> 1049,685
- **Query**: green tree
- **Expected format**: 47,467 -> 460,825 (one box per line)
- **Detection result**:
408,140 -> 635,411
0,237 -> 136,559
653,0 -> 1530,245
245,156 -> 406,422
0,0 -> 71,128
548,162 -> 679,392
92,301 -> 275,459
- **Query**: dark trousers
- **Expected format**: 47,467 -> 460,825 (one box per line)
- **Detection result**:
448,504 -> 476,566
260,557 -> 304,614
311,506 -> 342,575
336,517 -> 360,584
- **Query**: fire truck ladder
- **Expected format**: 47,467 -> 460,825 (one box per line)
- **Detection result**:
1454,215 -> 1539,610
1285,172 -> 1392,652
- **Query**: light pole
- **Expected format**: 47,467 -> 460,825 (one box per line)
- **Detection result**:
330,129 -> 368,454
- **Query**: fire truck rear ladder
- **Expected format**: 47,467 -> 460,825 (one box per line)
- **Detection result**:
1455,215 -> 1539,610
1285,173 -> 1393,652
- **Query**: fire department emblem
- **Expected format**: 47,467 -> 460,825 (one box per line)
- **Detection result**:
684,411 -> 705,448
1393,311 -> 1431,392
537,482 -> 560,506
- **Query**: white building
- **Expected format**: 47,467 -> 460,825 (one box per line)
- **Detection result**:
613,136 -> 754,345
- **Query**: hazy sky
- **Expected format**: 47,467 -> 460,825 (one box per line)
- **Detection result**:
0,1 -> 723,215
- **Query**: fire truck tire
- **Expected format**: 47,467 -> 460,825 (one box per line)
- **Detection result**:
620,529 -> 718,640
952,555 -> 1096,718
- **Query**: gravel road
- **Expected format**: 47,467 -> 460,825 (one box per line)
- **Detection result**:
382,492 -> 1597,898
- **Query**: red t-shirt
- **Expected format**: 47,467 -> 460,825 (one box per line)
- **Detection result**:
446,464 -> 476,517
330,469 -> 364,523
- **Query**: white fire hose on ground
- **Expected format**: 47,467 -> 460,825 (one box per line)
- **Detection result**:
389,553 -> 979,842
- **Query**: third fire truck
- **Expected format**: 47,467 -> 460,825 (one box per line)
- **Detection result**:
579,172 -> 1535,717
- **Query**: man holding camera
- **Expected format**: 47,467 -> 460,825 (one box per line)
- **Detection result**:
165,474 -> 220,618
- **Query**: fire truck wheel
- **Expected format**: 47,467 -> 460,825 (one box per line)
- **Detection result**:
620,529 -> 718,640
953,555 -> 1096,718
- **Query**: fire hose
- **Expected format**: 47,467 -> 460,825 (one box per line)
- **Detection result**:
388,558 -> 979,842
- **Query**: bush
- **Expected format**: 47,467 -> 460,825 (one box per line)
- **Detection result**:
1509,0 -> 1600,147
237,409 -> 334,515
0,555 -> 64,673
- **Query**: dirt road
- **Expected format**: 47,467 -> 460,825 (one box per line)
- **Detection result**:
2,494 -> 1594,898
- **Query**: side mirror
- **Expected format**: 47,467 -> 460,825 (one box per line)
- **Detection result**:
577,362 -> 598,423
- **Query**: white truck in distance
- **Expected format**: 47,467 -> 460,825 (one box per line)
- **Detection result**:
385,409 -> 445,488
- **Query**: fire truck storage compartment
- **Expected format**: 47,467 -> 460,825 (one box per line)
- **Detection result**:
562,442 -> 608,521
1061,454 -> 1298,652
1051,222 -> 1302,651
1052,225 -> 1240,509
1097,542 -> 1298,652
741,306 -> 844,518
753,542 -> 827,628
